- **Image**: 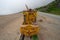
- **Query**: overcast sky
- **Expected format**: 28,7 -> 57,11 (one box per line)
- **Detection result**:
0,0 -> 54,15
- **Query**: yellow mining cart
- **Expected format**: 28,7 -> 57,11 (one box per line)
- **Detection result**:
20,5 -> 40,40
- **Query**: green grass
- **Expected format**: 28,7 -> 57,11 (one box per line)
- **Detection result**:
46,7 -> 60,15
36,1 -> 60,15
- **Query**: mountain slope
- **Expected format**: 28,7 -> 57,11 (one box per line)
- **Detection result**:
36,0 -> 60,15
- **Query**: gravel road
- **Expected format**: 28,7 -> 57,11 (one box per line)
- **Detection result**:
0,12 -> 60,40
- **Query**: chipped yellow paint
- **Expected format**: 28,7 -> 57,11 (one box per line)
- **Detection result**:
23,10 -> 37,24
20,9 -> 40,36
20,25 -> 40,36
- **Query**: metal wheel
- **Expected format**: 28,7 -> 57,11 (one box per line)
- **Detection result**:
19,34 -> 25,40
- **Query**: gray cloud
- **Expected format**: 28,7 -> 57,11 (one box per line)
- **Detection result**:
0,0 -> 54,15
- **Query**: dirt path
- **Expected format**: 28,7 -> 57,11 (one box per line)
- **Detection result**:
0,13 -> 23,40
37,12 -> 60,40
0,12 -> 60,40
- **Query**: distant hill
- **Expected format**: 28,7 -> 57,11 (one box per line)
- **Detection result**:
36,0 -> 60,15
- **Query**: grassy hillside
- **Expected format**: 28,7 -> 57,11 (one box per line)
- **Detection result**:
36,1 -> 60,15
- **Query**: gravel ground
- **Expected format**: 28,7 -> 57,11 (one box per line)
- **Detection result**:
0,12 -> 60,40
